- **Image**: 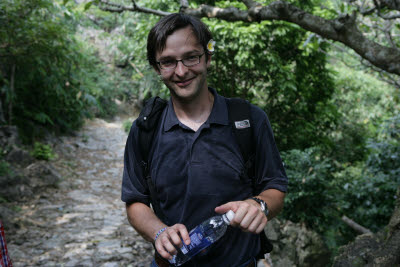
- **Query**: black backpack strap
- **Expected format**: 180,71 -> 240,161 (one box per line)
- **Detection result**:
226,97 -> 273,256
226,98 -> 256,188
137,96 -> 168,224
137,97 -> 168,161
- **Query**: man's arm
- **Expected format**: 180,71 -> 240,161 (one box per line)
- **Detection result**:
214,189 -> 285,234
257,188 -> 286,220
126,202 -> 190,260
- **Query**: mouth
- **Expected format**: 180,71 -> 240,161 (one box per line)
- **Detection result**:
175,77 -> 195,87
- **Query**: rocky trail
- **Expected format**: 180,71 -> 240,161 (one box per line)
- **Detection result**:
4,117 -> 153,267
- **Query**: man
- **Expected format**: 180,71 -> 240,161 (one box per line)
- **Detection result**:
121,13 -> 288,266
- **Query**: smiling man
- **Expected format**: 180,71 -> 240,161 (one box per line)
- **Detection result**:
121,13 -> 288,267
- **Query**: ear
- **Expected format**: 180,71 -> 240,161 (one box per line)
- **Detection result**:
206,53 -> 212,68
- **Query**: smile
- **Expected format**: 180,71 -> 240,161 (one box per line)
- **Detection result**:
175,77 -> 195,87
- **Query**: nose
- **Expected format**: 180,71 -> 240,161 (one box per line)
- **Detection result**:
174,61 -> 189,77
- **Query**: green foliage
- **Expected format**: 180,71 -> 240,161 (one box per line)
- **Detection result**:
0,147 -> 11,181
329,62 -> 398,163
0,0 -> 83,140
282,115 -> 399,252
0,196 -> 7,204
205,18 -> 337,150
0,0 -> 127,142
0,160 -> 11,177
123,119 -> 133,133
366,115 -> 400,180
281,147 -> 337,233
76,1 -> 174,104
31,142 -> 56,161
333,115 -> 399,233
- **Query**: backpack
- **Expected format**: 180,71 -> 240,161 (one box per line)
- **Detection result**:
136,96 -> 272,257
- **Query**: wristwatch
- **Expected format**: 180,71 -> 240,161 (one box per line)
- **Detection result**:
250,197 -> 269,218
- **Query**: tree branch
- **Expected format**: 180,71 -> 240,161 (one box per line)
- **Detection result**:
342,215 -> 373,234
374,0 -> 400,19
99,0 -> 400,76
99,0 -> 171,16
185,1 -> 400,75
378,12 -> 400,19
360,6 -> 376,15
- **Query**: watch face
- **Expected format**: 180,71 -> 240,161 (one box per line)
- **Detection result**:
262,202 -> 269,217
251,197 -> 268,216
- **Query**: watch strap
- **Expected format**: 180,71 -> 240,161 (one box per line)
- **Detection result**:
250,197 -> 269,217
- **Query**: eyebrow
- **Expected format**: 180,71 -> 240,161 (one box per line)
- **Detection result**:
157,50 -> 203,61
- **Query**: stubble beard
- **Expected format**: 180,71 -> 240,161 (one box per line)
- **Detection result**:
167,74 -> 208,105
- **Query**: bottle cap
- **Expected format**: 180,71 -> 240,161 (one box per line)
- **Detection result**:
226,210 -> 235,222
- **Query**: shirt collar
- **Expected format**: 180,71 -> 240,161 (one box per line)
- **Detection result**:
163,87 -> 229,132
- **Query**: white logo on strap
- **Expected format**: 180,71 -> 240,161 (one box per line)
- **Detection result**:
235,120 -> 250,129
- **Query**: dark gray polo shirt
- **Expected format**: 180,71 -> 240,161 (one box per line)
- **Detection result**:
122,88 -> 287,266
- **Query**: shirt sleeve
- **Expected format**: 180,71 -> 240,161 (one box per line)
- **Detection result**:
251,105 -> 288,194
121,121 -> 151,205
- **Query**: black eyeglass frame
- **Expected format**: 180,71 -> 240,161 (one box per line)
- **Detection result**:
156,52 -> 206,70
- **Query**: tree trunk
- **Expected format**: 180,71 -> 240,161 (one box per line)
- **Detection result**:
333,186 -> 400,266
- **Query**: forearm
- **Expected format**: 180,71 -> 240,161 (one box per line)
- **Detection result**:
256,189 -> 286,220
126,202 -> 167,243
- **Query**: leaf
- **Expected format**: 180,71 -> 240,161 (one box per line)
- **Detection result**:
84,93 -> 97,105
62,0 -> 70,5
33,112 -> 54,125
84,1 -> 93,11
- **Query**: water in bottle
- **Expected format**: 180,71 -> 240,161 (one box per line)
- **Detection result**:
169,210 -> 235,266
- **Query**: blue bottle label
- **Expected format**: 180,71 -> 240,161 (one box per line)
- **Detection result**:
180,226 -> 213,257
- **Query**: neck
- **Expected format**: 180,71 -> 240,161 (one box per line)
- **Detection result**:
172,88 -> 214,131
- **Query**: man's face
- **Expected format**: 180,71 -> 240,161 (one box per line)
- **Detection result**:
155,26 -> 211,103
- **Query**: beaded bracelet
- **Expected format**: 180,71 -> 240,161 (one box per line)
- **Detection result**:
155,227 -> 167,242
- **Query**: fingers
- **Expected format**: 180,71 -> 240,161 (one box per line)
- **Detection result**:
155,224 -> 190,260
215,202 -> 239,214
176,224 -> 191,245
229,200 -> 268,234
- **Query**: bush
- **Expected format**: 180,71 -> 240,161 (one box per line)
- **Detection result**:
280,147 -> 337,233
0,0 -> 126,142
335,115 -> 400,232
329,62 -> 398,163
206,19 -> 337,151
282,115 -> 400,253
0,160 -> 10,177
122,119 -> 133,133
31,142 -> 55,161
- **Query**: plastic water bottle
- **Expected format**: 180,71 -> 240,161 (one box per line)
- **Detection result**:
168,210 -> 235,266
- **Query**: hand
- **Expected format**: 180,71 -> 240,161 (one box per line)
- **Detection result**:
215,200 -> 267,234
154,224 -> 191,260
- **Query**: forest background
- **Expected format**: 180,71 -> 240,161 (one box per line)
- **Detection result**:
0,0 -> 399,264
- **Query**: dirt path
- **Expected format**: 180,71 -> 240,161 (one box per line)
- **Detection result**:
7,117 -> 153,266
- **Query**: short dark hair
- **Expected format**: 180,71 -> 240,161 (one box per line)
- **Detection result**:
147,13 -> 213,68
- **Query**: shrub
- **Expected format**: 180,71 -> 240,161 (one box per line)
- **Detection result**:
336,115 -> 400,232
123,119 -> 133,133
31,142 -> 55,161
280,147 -> 337,233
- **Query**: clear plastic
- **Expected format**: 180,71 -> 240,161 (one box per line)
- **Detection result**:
169,210 -> 235,266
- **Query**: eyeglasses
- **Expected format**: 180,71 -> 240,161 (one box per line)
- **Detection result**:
157,53 -> 205,70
